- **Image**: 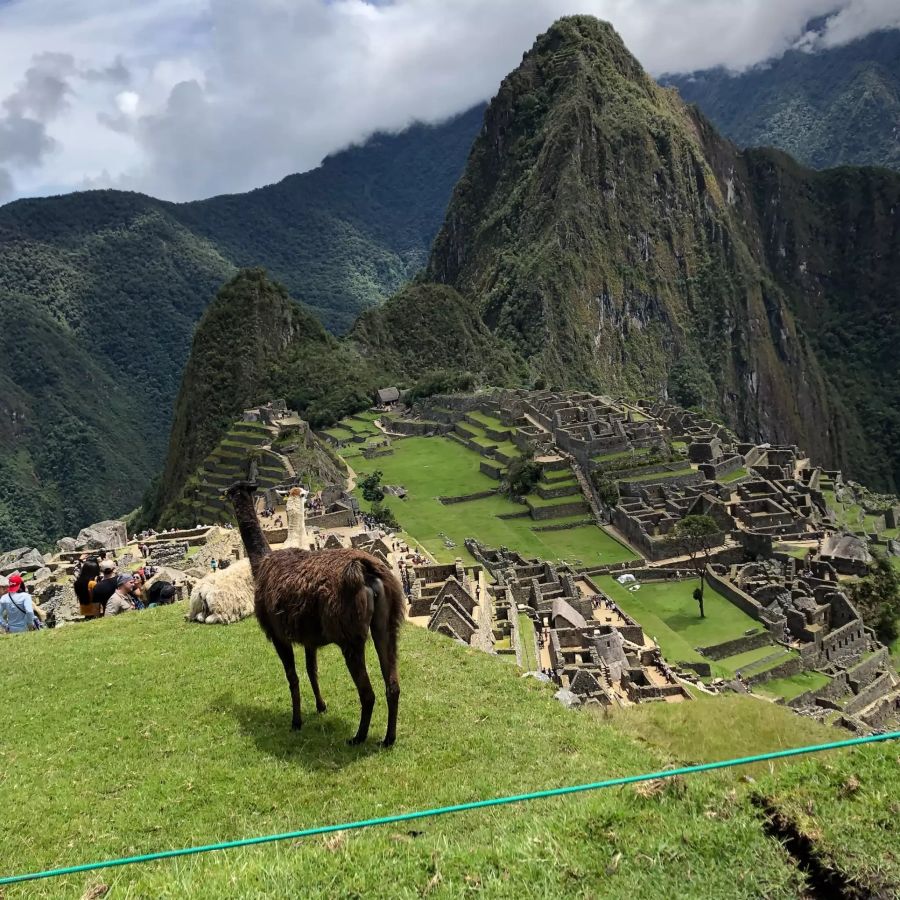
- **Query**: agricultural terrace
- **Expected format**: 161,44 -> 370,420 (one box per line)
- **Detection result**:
5,603 -> 897,898
337,432 -> 636,566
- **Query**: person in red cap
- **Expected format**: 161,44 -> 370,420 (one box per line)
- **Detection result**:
1,573 -> 37,634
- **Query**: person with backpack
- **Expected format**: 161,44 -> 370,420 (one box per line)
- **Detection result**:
1,574 -> 39,634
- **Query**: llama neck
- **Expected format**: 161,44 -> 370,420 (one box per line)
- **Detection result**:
229,489 -> 271,574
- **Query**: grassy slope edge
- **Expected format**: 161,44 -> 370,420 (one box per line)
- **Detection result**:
3,606 -> 898,898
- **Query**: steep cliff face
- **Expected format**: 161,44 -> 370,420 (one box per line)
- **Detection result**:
427,16 -> 848,471
743,152 -> 900,489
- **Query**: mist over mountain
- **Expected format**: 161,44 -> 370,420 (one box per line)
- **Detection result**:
664,26 -> 900,170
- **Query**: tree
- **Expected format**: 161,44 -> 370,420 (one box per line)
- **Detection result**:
669,515 -> 720,618
369,501 -> 400,531
850,553 -> 900,645
591,472 -> 620,509
360,470 -> 385,503
503,453 -> 542,500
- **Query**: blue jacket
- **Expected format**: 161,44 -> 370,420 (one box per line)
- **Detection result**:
1,591 -> 35,633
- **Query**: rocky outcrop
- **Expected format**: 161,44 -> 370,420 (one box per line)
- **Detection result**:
75,520 -> 128,551
0,547 -> 47,574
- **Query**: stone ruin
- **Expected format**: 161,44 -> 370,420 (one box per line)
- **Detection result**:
466,540 -> 689,707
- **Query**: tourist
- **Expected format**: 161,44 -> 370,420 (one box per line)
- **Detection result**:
211,558 -> 218,573
74,557 -> 102,619
131,572 -> 148,609
91,559 -> 118,615
1,574 -> 38,634
146,580 -> 176,607
104,575 -> 137,616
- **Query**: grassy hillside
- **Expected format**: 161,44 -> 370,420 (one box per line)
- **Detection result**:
5,604 -> 898,898
0,108 -> 482,546
664,28 -> 900,171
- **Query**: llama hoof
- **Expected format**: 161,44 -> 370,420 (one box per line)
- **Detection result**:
380,736 -> 396,749
316,702 -> 327,714
347,734 -> 366,746
291,720 -> 303,731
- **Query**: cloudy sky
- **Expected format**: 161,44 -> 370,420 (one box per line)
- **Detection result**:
0,0 -> 897,204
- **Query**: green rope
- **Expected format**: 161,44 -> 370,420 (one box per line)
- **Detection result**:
3,730 -> 898,886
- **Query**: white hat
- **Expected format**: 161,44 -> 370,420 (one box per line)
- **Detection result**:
100,559 -> 117,572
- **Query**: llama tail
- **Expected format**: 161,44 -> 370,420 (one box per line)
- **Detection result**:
225,481 -> 272,576
356,556 -> 406,635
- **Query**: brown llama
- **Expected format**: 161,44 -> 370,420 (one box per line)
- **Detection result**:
226,481 -> 404,746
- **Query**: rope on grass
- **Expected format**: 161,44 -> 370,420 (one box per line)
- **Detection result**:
2,730 -> 898,886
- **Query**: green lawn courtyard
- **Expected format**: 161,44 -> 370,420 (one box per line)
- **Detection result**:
598,576 -> 767,678
342,435 -> 637,566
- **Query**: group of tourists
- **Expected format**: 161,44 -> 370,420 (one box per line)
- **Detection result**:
73,557 -> 176,621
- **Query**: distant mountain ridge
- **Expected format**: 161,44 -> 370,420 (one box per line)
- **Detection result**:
663,27 -> 900,170
0,106 -> 484,547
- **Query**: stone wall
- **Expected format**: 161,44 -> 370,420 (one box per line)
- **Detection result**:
844,671 -> 896,715
747,655 -> 801,686
306,508 -> 355,529
528,499 -> 590,520
847,648 -> 890,691
696,630 -> 771,660
705,569 -> 768,624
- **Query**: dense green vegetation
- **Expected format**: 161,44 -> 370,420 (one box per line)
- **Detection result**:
0,108 -> 482,546
664,27 -> 900,171
151,269 -> 376,524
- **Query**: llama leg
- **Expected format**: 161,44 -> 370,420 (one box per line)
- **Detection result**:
305,646 -> 327,713
342,642 -> 375,745
371,615 -> 400,748
273,639 -> 302,730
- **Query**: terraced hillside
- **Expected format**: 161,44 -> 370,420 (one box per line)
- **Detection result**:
326,405 -> 635,566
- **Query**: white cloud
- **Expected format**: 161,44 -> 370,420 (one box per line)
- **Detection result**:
116,90 -> 140,115
0,0 -> 897,203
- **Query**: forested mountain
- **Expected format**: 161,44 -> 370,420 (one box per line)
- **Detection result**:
0,107 -> 482,547
664,27 -> 900,171
158,16 -> 900,522
422,17 -> 900,489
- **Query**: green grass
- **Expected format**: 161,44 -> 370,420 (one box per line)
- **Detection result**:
517,614 -> 539,671
466,410 -> 508,431
716,645 -> 781,674
618,467 -> 696,484
0,605 -> 840,899
526,492 -> 587,509
540,467 -> 575,482
776,543 -> 814,560
757,741 -> 900,892
598,577 -> 762,676
322,427 -> 355,441
759,671 -> 832,701
344,437 -> 636,566
605,693 -> 838,773
719,467 -> 748,484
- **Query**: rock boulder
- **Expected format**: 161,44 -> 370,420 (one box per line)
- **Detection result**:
0,547 -> 46,574
75,520 -> 128,551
